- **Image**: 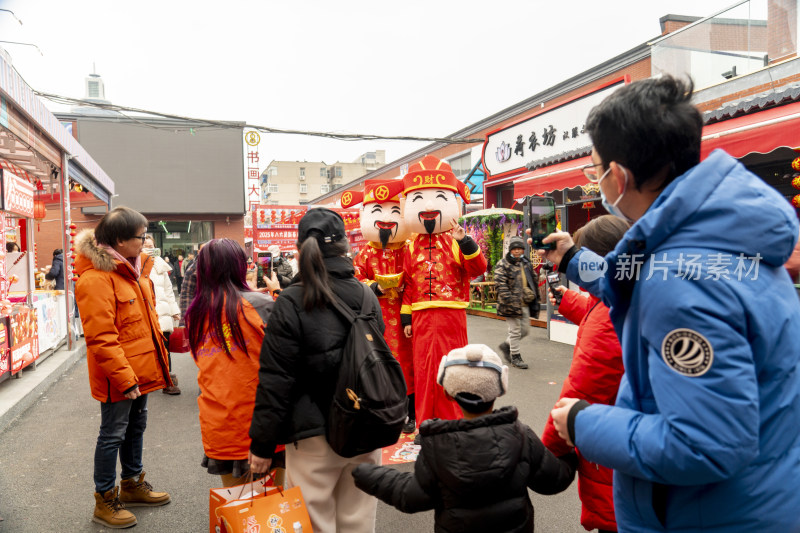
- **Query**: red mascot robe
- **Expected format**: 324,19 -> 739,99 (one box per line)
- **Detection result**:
401,232 -> 487,423
354,242 -> 414,394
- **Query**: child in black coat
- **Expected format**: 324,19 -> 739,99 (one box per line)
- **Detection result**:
352,344 -> 576,532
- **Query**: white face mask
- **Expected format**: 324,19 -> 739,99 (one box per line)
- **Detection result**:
598,167 -> 632,222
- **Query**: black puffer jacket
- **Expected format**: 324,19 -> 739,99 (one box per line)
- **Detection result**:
249,256 -> 384,458
353,406 -> 576,532
45,252 -> 65,290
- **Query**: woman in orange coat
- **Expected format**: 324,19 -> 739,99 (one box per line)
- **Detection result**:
541,215 -> 629,533
185,239 -> 276,487
74,206 -> 173,529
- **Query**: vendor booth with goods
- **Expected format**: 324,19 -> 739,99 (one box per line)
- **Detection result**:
0,49 -> 115,383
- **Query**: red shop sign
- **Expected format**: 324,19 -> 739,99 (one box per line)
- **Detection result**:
1,169 -> 34,218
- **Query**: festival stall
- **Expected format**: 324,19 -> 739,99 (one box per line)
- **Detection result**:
1,162 -> 40,376
0,48 -> 115,381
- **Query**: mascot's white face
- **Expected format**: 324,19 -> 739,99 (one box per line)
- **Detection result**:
360,201 -> 409,247
403,188 -> 462,235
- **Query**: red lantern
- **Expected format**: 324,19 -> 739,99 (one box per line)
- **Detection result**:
792,194 -> 800,208
793,176 -> 800,190
33,199 -> 46,220
792,157 -> 800,172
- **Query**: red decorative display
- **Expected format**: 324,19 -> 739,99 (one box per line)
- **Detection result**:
792,194 -> 800,208
792,157 -> 800,172
9,306 -> 38,374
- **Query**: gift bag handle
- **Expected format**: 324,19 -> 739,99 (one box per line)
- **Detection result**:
235,469 -> 284,507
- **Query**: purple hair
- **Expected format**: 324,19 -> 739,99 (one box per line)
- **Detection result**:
186,238 -> 252,359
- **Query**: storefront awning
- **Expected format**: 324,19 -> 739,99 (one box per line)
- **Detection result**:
69,160 -> 110,205
701,100 -> 800,159
493,101 -> 800,203
512,156 -> 592,201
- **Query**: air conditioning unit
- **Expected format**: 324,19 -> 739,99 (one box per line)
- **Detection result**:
299,175 -> 305,181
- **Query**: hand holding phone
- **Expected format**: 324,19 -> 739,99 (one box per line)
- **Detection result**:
527,196 -> 557,250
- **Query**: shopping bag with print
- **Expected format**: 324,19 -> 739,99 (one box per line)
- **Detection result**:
209,475 -> 273,533
215,484 -> 313,533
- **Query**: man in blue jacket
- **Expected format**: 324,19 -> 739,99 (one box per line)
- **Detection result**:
545,76 -> 800,532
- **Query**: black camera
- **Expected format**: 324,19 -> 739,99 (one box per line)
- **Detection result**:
542,263 -> 562,306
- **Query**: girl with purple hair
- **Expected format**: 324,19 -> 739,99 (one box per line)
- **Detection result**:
184,238 -> 278,487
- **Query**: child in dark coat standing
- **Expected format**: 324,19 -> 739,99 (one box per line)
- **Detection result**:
352,344 -> 576,532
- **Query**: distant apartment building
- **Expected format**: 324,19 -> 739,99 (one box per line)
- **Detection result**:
261,150 -> 385,205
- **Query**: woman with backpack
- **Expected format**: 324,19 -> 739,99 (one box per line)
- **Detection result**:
249,208 -> 384,533
184,239 -> 277,487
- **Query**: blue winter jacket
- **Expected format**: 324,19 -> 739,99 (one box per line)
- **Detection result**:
566,150 -> 800,532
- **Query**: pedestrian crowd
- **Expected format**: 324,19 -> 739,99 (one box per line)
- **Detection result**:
71,75 -> 800,532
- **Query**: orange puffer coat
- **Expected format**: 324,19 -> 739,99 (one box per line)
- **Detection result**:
74,229 -> 172,403
193,291 -> 273,460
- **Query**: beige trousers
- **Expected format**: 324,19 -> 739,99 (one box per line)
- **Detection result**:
285,435 -> 381,533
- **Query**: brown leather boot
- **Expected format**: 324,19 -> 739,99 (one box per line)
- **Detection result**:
93,487 -> 137,529
162,373 -> 181,395
119,472 -> 171,507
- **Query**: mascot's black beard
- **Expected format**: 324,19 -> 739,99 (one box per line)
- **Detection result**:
378,227 -> 392,248
423,219 -> 437,234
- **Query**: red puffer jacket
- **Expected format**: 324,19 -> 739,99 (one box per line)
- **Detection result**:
542,289 -> 623,532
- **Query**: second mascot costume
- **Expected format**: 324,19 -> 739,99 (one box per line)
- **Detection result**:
399,156 -> 487,425
342,179 -> 417,433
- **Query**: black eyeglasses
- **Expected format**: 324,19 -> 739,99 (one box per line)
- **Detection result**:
581,163 -> 605,183
132,234 -> 147,242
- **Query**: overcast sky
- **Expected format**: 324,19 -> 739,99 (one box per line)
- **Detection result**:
1,0 -> 736,166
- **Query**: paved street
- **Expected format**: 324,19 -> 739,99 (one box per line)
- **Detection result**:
0,315 -> 583,532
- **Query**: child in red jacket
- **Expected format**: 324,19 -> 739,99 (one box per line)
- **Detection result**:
541,215 -> 629,533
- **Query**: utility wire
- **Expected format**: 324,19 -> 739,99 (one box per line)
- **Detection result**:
35,91 -> 485,144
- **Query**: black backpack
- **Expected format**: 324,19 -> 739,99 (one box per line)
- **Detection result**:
327,285 -> 408,458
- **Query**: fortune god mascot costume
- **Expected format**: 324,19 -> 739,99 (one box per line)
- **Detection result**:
342,179 -> 417,432
400,156 -> 487,425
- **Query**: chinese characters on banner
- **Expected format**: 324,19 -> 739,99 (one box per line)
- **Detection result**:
253,205 -> 308,252
252,205 -> 365,253
243,129 -> 265,240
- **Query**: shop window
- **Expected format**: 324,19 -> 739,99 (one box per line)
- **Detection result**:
449,153 -> 471,177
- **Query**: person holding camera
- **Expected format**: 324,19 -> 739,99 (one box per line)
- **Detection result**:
544,76 -> 800,531
494,236 -> 539,369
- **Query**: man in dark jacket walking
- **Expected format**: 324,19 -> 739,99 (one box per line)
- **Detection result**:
352,344 -> 576,532
494,236 -> 538,369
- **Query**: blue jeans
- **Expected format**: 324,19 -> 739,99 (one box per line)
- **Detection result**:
94,394 -> 148,493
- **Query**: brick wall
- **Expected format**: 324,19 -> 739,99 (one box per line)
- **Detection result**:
768,0 -> 798,63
